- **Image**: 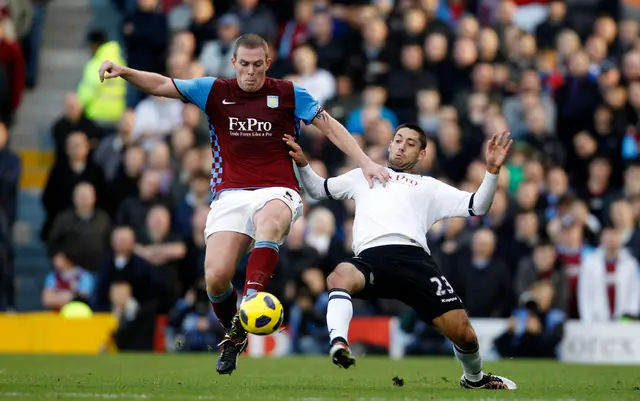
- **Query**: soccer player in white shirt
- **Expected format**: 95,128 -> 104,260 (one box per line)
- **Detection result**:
283,124 -> 518,390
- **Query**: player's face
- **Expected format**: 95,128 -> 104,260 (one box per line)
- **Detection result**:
387,128 -> 426,172
232,46 -> 271,92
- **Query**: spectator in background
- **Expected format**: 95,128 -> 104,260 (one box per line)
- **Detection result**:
51,94 -> 104,163
93,226 -> 160,312
608,198 -> 640,259
168,278 -> 223,352
116,169 -> 169,239
48,182 -> 111,273
0,121 -> 19,232
515,240 -> 568,310
134,204 -> 186,306
278,0 -> 312,59
132,95 -> 184,150
291,44 -> 335,105
0,121 -> 19,310
189,0 -> 216,57
452,228 -> 513,318
346,85 -> 398,136
174,170 -> 210,237
231,0 -> 277,43
41,250 -> 95,311
23,0 -> 46,89
41,131 -> 108,241
0,11 -> 25,125
94,110 -> 135,183
77,30 -> 127,129
347,17 -> 392,91
495,281 -> 565,359
122,0 -> 169,108
385,44 -> 435,122
535,0 -> 570,50
578,227 -> 640,322
110,145 -> 145,212
306,9 -> 345,76
181,205 -> 208,291
199,13 -> 240,78
289,268 -> 329,355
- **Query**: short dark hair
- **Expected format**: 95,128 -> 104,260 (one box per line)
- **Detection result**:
233,34 -> 269,59
394,123 -> 427,149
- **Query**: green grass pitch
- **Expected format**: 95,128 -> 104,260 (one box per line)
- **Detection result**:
0,354 -> 638,400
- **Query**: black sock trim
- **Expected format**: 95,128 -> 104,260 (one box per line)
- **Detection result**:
331,336 -> 348,346
454,344 -> 479,354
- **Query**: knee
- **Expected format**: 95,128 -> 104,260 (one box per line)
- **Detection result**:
204,262 -> 233,294
451,319 -> 478,349
254,212 -> 289,241
327,263 -> 357,292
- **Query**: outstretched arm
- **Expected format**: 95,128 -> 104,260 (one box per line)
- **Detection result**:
431,131 -> 512,220
311,110 -> 388,188
98,60 -> 182,99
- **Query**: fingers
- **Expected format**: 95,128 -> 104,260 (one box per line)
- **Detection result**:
501,131 -> 512,148
505,139 -> 514,152
366,175 -> 374,189
377,173 -> 387,187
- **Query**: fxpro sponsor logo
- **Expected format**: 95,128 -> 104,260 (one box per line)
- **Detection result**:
228,117 -> 273,137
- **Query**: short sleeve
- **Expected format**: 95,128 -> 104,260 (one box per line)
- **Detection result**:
293,82 -> 323,125
77,273 -> 95,297
326,168 -> 362,200
172,77 -> 216,111
44,273 -> 56,290
428,178 -> 474,221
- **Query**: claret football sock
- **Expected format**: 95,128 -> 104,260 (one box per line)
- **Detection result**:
208,285 -> 238,331
243,240 -> 279,300
454,344 -> 484,382
326,289 -> 353,345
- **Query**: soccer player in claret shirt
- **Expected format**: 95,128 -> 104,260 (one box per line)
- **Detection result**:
98,34 -> 389,375
285,125 -> 518,390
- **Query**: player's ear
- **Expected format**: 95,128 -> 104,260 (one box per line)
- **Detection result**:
231,57 -> 236,67
265,57 -> 272,70
417,149 -> 426,161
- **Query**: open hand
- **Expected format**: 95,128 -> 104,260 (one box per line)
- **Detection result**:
283,134 -> 308,167
98,60 -> 126,83
486,131 -> 513,174
361,159 -> 389,188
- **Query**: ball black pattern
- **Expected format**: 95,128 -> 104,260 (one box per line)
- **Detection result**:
256,315 -> 272,328
263,294 -> 276,310
240,309 -> 249,325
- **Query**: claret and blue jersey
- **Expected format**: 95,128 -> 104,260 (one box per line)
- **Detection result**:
172,76 -> 323,196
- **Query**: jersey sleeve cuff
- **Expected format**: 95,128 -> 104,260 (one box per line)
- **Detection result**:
485,170 -> 499,179
171,79 -> 189,104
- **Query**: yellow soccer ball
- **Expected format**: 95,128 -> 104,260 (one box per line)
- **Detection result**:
239,292 -> 284,335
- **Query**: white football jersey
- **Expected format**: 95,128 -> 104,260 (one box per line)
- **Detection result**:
323,167 -> 489,256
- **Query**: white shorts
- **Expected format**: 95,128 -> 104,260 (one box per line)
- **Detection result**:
204,187 -> 303,244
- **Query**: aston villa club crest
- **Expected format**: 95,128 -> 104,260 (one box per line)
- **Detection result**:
267,95 -> 279,108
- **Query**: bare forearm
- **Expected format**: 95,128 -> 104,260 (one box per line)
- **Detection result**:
120,67 -> 173,97
316,112 -> 369,165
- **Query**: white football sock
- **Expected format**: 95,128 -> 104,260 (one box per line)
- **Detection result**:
326,289 -> 353,345
454,344 -> 484,382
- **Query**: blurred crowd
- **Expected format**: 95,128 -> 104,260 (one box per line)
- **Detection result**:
1,0 -> 640,356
